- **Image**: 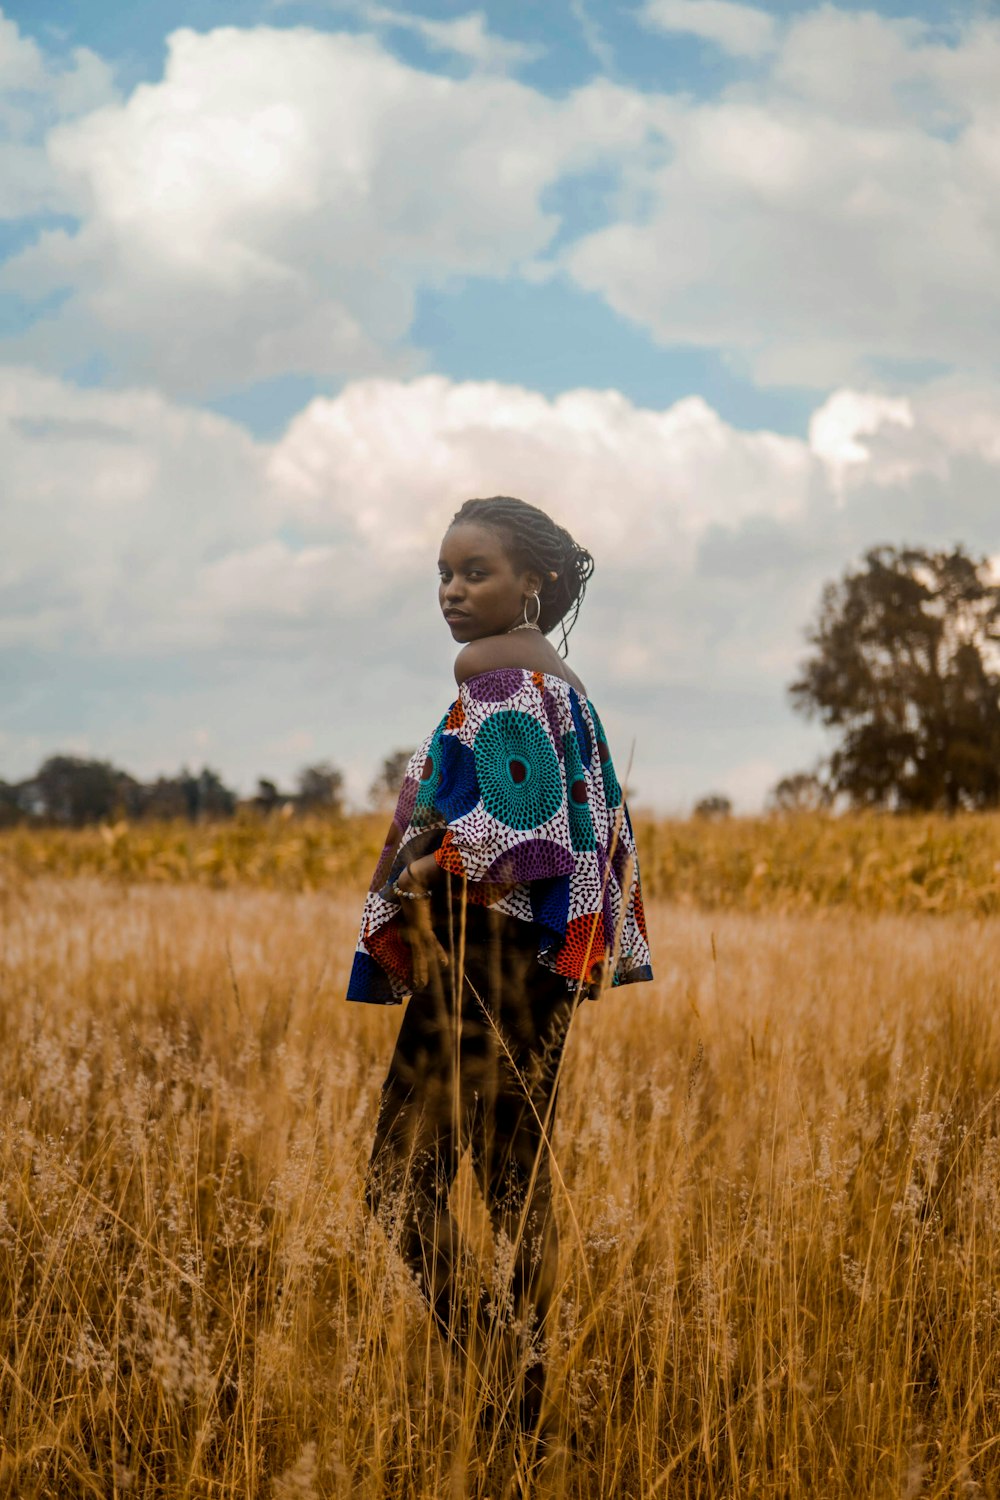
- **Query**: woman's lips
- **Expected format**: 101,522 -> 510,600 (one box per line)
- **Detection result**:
444,611 -> 469,622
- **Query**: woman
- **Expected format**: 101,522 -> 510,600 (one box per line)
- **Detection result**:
347,495 -> 653,1448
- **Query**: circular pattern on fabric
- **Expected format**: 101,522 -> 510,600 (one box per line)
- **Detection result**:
611,834 -> 636,892
474,709 -> 562,830
633,885 -> 648,942
464,667 -> 525,703
435,735 -> 479,821
369,820 -> 403,892
596,839 -> 615,949
591,708 -> 622,808
365,913 -> 412,981
347,949 -> 397,1003
413,718 -> 448,822
485,838 -> 575,883
435,830 -> 468,876
553,911 -> 608,981
530,872 -> 571,942
568,688 -> 592,763
393,774 -> 418,831
562,728 -> 596,852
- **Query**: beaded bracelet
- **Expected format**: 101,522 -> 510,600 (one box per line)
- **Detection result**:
391,868 -> 431,901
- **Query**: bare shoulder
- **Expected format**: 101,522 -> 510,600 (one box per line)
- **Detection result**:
454,636 -> 589,697
453,637 -> 512,686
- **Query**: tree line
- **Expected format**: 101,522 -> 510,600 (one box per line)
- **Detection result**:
3,544 -> 998,827
0,754 -> 415,829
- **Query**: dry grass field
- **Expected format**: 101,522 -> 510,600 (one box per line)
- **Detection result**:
3,819 -> 1000,1497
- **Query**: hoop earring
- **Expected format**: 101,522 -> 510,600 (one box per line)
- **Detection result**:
522,591 -> 541,627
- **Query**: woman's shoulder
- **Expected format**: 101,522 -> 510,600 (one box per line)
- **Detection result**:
454,637 -> 588,698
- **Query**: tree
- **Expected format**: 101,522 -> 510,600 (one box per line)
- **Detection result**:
0,780 -> 22,827
254,778 -> 281,812
296,761 -> 344,813
693,793 -> 732,820
133,776 -> 191,820
179,766 -> 237,821
368,748 -> 417,810
790,544 -> 1000,811
766,771 -> 831,814
28,755 -> 138,826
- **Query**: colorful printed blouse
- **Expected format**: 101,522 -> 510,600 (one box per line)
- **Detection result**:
347,667 -> 654,1004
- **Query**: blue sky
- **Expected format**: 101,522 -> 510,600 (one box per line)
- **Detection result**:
1,0 -> 998,810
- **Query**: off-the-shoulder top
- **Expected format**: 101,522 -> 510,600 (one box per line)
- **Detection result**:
346,667 -> 654,1004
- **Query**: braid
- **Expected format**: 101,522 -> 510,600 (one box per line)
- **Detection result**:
450,496 -> 595,658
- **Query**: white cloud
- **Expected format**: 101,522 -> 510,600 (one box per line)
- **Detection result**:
0,365 -> 270,651
809,390 -> 914,468
345,2 -> 543,71
268,376 -> 813,585
0,10 -> 116,219
567,7 -> 1000,388
6,366 -> 1000,805
7,366 -> 1000,663
1,25 -> 650,393
3,9 -> 996,397
773,6 -> 932,122
641,0 -> 777,59
0,10 -> 46,91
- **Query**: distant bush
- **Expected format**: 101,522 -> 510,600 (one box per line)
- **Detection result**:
693,793 -> 732,820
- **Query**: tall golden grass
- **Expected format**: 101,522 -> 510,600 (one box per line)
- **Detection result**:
3,855 -> 1000,1495
3,808 -> 1000,914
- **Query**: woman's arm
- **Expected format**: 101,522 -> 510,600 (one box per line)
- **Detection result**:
395,852 -> 443,894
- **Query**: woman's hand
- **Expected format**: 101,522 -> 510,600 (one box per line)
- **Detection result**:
397,891 -> 451,990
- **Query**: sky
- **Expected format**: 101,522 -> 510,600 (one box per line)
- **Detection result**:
1,0 -> 999,814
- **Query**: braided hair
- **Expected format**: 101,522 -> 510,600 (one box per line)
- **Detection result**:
450,496 -> 595,658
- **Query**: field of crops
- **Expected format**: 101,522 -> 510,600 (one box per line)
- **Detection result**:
3,817 -> 1000,1497
3,807 -> 1000,915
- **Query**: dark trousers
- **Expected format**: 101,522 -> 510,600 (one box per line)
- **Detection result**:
365,883 -> 575,1435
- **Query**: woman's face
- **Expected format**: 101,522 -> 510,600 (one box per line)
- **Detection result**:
438,522 -> 542,641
